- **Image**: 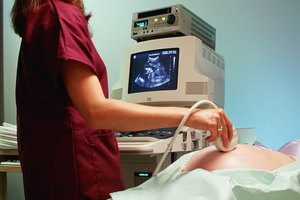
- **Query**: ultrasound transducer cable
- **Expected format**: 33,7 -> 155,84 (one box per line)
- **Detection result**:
153,100 -> 238,176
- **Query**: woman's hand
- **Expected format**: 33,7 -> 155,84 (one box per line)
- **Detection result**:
186,108 -> 234,147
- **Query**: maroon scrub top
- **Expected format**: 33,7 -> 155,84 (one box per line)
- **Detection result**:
16,0 -> 125,199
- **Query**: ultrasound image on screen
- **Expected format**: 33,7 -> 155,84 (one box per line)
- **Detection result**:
128,48 -> 179,94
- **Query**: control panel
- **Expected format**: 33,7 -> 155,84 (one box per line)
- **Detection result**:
131,4 -> 216,50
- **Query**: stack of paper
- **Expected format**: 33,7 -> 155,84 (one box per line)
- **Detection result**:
0,122 -> 17,149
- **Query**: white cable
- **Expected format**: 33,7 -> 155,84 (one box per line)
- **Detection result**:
153,100 -> 213,175
153,100 -> 238,176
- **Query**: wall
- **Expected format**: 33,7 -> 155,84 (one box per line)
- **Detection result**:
0,0 -> 3,123
3,1 -> 23,200
2,0 -> 300,199
3,0 -> 18,125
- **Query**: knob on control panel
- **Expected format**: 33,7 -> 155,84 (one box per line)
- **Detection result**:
166,14 -> 176,24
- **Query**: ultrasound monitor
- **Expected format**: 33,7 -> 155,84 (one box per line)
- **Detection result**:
111,36 -> 225,108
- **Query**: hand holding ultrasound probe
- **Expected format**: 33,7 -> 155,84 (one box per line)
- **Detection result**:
153,100 -> 238,175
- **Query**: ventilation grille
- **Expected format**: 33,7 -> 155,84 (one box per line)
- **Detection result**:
202,47 -> 225,70
190,15 -> 216,50
186,82 -> 208,95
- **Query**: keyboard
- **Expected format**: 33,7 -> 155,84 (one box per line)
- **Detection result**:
115,127 -> 176,140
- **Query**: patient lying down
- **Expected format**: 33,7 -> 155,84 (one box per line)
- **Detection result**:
110,143 -> 300,200
183,144 -> 295,172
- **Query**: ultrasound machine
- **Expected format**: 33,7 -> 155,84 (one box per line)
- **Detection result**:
111,4 -> 225,188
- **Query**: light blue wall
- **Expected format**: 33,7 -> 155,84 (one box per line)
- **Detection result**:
3,0 -> 18,125
3,0 -> 24,199
0,0 -> 4,123
3,0 -> 300,199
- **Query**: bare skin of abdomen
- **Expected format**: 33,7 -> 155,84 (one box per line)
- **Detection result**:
182,144 -> 295,172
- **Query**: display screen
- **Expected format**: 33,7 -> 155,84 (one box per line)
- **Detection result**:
134,20 -> 148,28
128,48 -> 179,94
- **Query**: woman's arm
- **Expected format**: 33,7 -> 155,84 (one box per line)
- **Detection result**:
60,60 -> 233,146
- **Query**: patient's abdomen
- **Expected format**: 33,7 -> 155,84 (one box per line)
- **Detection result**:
183,144 -> 294,172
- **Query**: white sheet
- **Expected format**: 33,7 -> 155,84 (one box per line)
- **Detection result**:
111,152 -> 300,200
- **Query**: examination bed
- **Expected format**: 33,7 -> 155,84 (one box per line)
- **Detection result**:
110,140 -> 300,200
